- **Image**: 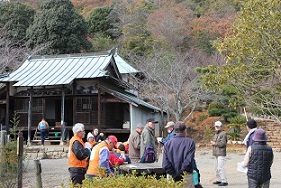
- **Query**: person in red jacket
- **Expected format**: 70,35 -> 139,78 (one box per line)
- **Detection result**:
109,150 -> 125,170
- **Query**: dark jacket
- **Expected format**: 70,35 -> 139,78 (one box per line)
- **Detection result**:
162,134 -> 195,181
247,142 -> 273,183
140,126 -> 156,157
212,130 -> 227,157
247,130 -> 256,148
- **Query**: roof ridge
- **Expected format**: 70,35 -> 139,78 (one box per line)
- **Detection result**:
30,52 -> 110,60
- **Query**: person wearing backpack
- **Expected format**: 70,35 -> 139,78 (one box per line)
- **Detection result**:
162,121 -> 195,187
140,118 -> 158,163
38,118 -> 49,146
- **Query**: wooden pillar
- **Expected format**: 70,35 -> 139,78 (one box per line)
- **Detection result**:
97,84 -> 101,131
73,82 -> 77,125
27,87 -> 33,145
42,98 -> 46,118
5,83 -> 9,133
60,85 -> 65,145
17,132 -> 23,188
61,85 -> 65,125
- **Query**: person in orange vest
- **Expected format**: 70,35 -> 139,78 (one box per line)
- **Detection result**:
68,123 -> 90,186
86,135 -> 118,178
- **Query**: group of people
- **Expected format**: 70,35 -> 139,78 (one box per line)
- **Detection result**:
67,118 -> 274,188
68,123 -> 132,186
211,119 -> 273,188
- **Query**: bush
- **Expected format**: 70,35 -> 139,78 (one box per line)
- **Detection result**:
227,115 -> 247,141
227,128 -> 241,141
208,108 -> 226,116
221,112 -> 238,122
229,115 -> 247,124
0,141 -> 18,188
0,112 -> 24,188
75,173 -> 184,188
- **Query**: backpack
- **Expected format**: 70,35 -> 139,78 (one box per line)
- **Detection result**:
140,145 -> 156,163
38,122 -> 46,130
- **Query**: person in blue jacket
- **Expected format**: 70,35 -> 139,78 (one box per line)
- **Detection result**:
161,121 -> 203,188
160,121 -> 175,145
162,121 -> 195,187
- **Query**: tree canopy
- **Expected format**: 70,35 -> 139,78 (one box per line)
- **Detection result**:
1,0 -> 242,121
0,2 -> 35,43
198,0 -> 281,121
26,0 -> 91,54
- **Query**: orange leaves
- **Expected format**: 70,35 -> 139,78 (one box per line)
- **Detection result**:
190,13 -> 236,39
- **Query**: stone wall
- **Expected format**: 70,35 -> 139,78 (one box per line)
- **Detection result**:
256,119 -> 281,148
25,146 -> 69,159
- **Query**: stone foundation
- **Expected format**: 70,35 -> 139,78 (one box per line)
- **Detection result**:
25,145 -> 69,159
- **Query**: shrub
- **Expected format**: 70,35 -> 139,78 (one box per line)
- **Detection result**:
227,128 -> 241,141
227,115 -> 247,141
0,141 -> 18,188
221,112 -> 238,122
208,108 -> 226,116
0,112 -> 24,188
229,115 -> 247,124
73,172 -> 184,188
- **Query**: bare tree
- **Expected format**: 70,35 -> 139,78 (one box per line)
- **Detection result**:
0,27 -> 48,74
128,48 -> 208,122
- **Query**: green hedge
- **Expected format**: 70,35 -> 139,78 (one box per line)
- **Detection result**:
70,173 -> 184,188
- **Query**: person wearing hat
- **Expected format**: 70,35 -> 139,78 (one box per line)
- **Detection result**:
68,123 -> 90,186
160,121 -> 175,145
86,135 -> 118,178
85,132 -> 96,151
140,118 -> 158,160
241,129 -> 273,188
128,123 -> 144,163
211,121 -> 228,186
243,119 -> 258,149
162,121 -> 195,187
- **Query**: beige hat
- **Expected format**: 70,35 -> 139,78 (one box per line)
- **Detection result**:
165,121 -> 175,128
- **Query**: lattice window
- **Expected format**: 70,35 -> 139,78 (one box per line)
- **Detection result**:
14,99 -> 29,112
32,98 -> 43,113
77,97 -> 91,111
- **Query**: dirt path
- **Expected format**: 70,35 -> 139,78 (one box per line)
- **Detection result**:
22,147 -> 281,188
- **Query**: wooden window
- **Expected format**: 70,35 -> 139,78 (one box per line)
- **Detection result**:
15,99 -> 29,112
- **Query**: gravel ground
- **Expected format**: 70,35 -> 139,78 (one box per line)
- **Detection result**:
23,158 -> 69,188
22,147 -> 281,188
196,148 -> 281,188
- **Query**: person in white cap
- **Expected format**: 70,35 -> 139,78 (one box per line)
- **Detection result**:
211,121 -> 228,186
160,121 -> 175,145
85,132 -> 96,151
